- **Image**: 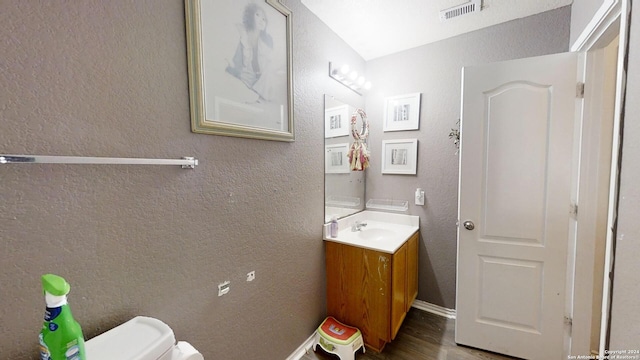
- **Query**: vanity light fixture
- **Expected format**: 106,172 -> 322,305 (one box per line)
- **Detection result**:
329,62 -> 372,95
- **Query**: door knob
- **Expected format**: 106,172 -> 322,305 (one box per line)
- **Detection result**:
463,221 -> 475,230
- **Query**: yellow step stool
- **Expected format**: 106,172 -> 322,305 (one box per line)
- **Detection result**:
312,317 -> 365,360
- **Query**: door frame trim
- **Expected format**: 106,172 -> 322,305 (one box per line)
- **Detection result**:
570,0 -> 630,356
571,0 -> 621,52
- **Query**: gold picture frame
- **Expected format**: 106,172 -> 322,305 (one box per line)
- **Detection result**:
185,0 -> 294,141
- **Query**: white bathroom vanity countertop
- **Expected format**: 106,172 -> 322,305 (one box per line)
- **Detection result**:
323,210 -> 419,254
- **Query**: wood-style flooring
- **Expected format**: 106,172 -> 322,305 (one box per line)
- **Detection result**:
301,308 -> 519,360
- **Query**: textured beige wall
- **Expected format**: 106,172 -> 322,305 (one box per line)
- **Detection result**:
608,0 -> 640,349
364,7 -> 571,309
0,0 -> 364,358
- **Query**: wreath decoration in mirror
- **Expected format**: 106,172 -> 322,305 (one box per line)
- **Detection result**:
348,108 -> 370,171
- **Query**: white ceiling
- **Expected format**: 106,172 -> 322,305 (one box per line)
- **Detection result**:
300,0 -> 573,60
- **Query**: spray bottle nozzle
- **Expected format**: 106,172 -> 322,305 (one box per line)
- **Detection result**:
42,274 -> 70,296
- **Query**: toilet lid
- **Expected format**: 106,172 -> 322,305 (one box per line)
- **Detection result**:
85,316 -> 176,360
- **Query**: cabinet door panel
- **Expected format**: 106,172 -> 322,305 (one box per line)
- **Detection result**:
391,242 -> 407,340
406,232 -> 419,312
325,242 -> 391,349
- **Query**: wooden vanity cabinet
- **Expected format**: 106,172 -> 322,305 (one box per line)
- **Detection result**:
325,231 -> 419,353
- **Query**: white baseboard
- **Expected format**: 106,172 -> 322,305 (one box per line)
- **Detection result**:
287,301 -> 455,359
412,299 -> 457,319
286,332 -> 315,360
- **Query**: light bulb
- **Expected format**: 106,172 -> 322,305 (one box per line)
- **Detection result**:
349,71 -> 358,81
340,64 -> 350,75
364,81 -> 372,90
357,76 -> 366,86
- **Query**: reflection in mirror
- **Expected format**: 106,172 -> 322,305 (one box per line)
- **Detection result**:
324,95 -> 365,223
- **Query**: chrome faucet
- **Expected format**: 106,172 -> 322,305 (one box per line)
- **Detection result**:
351,221 -> 368,232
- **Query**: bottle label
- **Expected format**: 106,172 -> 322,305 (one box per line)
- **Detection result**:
64,340 -> 82,360
44,307 -> 62,322
39,333 -> 51,360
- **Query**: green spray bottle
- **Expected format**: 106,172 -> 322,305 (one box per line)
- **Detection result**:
39,274 -> 86,360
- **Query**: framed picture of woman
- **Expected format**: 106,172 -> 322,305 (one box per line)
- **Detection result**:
185,0 -> 294,141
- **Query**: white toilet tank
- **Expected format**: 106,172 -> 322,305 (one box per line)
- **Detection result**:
85,316 -> 203,360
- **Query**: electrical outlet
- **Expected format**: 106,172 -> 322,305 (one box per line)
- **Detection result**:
218,281 -> 230,296
246,271 -> 256,282
415,188 -> 425,206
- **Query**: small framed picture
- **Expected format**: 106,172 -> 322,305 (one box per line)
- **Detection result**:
381,139 -> 418,174
383,93 -> 421,132
325,143 -> 350,174
325,104 -> 350,138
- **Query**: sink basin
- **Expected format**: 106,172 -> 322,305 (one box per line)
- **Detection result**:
356,228 -> 397,241
324,211 -> 419,253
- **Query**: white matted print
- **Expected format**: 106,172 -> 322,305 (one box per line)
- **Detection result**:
383,93 -> 421,132
381,139 -> 418,174
185,0 -> 294,141
325,143 -> 350,174
325,104 -> 349,138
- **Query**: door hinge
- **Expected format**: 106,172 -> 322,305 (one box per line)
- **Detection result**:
576,82 -> 585,98
565,316 -> 573,336
570,203 -> 578,218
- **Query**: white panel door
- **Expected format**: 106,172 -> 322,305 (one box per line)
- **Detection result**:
455,52 -> 580,359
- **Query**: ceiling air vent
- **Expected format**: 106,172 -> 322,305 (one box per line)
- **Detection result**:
439,0 -> 482,22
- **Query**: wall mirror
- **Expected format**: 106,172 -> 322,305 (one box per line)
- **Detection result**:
324,95 -> 365,223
